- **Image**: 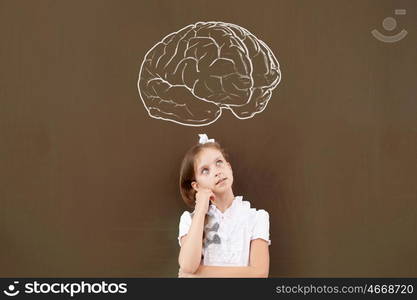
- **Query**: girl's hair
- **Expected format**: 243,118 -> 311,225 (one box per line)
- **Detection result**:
179,140 -> 230,209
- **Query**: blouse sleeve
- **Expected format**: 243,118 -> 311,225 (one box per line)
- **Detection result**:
251,209 -> 271,245
178,211 -> 192,247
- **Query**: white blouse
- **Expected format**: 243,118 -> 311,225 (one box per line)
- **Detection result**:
178,196 -> 270,266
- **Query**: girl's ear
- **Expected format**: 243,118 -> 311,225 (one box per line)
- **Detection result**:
191,181 -> 199,192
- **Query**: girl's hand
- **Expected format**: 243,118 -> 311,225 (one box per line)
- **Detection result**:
178,268 -> 198,278
194,187 -> 215,215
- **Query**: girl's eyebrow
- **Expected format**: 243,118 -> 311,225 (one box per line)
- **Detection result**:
199,156 -> 222,171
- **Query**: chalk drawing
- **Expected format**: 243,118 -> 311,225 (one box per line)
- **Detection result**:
137,21 -> 281,126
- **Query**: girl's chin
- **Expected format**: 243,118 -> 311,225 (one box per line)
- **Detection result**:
213,182 -> 231,191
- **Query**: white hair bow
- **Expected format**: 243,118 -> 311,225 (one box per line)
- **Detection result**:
198,134 -> 215,144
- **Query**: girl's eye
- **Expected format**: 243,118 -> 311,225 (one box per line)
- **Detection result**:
202,168 -> 209,174
216,160 -> 223,165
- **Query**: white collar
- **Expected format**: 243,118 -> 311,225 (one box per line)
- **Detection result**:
207,195 -> 243,218
190,196 -> 243,218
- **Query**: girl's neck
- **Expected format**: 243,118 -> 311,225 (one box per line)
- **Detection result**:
212,189 -> 235,213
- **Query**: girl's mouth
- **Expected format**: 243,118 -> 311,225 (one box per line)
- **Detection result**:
216,178 -> 227,185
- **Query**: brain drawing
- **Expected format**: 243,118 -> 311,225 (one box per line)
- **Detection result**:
137,21 -> 281,126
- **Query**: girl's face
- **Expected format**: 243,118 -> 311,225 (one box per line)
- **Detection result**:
191,147 -> 233,193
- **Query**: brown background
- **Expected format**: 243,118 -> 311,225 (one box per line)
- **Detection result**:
1,0 -> 416,277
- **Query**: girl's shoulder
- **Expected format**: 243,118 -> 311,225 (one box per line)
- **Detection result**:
179,210 -> 193,225
180,210 -> 191,216
237,198 -> 269,220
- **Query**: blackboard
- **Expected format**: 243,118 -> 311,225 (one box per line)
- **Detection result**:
1,0 -> 416,277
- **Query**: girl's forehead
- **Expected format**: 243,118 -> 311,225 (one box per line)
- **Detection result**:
194,148 -> 224,166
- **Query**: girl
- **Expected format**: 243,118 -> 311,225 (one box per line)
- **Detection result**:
177,134 -> 271,278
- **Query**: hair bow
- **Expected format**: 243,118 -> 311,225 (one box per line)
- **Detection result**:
198,134 -> 215,144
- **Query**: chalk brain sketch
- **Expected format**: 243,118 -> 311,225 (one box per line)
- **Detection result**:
137,21 -> 281,126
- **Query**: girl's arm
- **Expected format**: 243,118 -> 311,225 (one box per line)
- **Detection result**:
180,239 -> 270,278
178,210 -> 206,274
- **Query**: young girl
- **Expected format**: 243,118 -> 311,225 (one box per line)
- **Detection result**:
177,134 -> 271,278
